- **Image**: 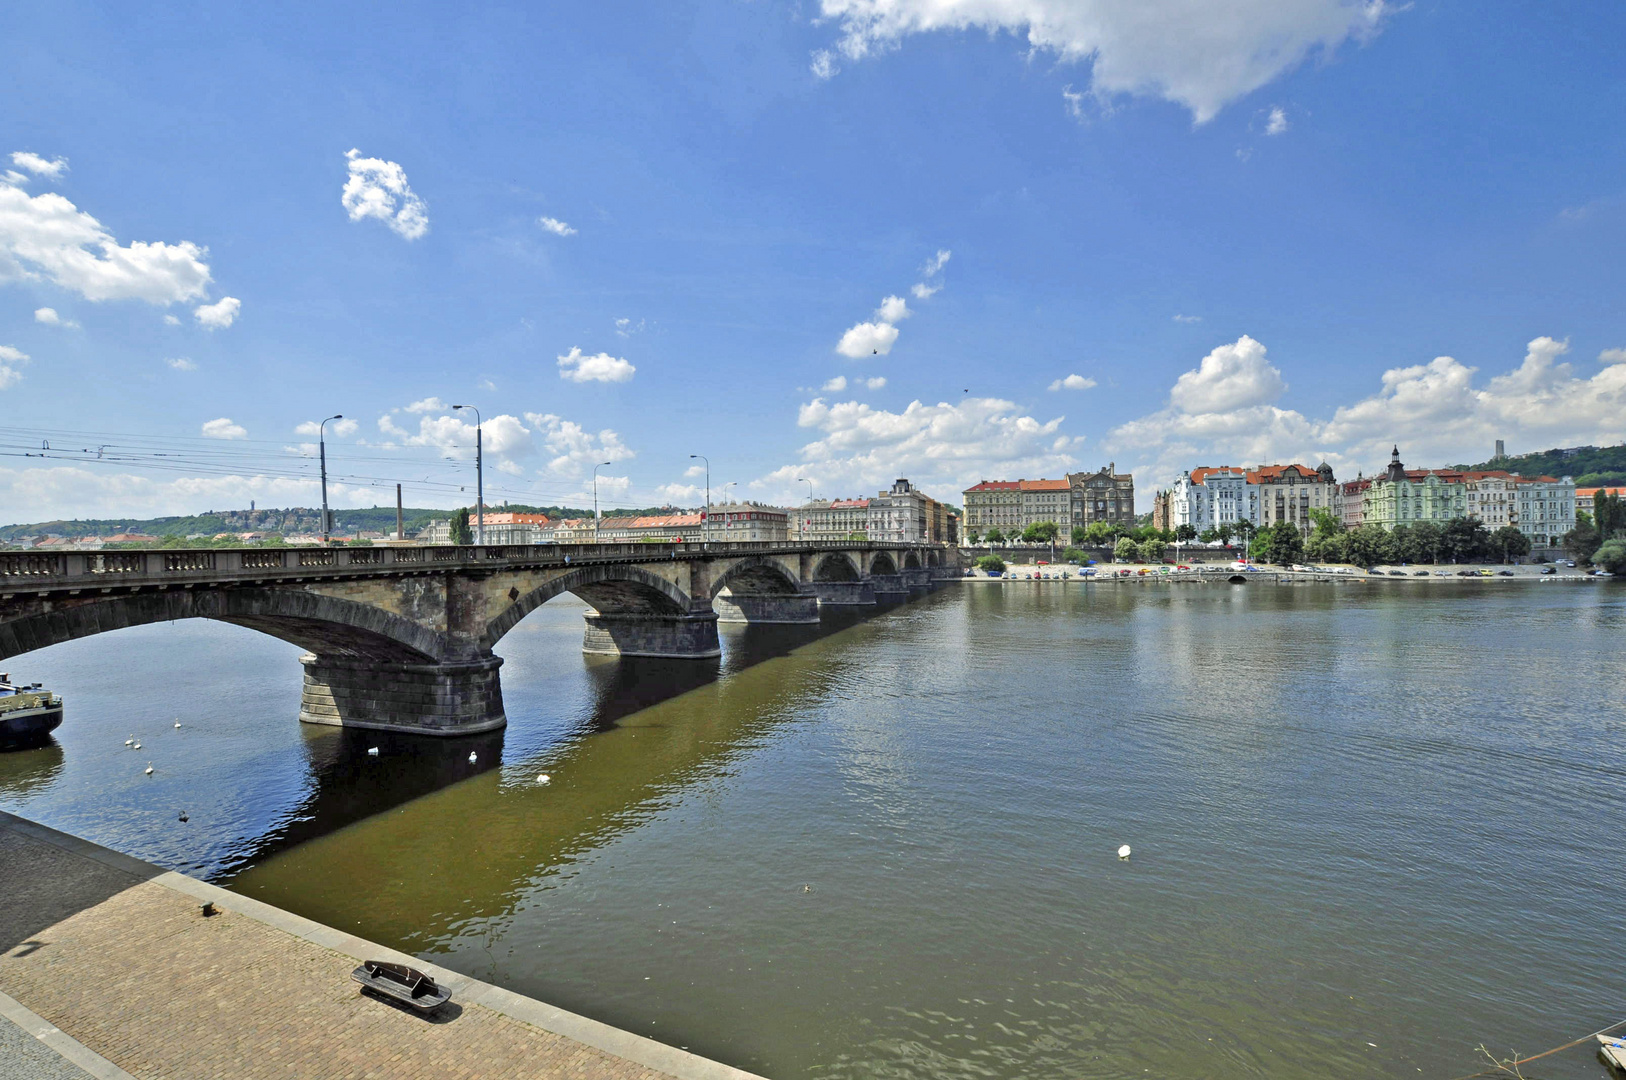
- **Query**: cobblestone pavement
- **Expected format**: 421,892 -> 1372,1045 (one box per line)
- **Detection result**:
0,1009 -> 97,1080
0,821 -> 704,1080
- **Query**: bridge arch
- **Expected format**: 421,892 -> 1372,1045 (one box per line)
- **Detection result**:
0,588 -> 445,665
902,550 -> 922,569
483,563 -> 695,650
708,556 -> 802,600
868,551 -> 898,576
813,553 -> 861,582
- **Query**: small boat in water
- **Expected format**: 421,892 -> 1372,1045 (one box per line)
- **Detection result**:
1599,1033 -> 1626,1073
0,673 -> 63,748
351,959 -> 452,1012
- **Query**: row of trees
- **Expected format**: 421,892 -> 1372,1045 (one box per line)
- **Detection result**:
1252,509 -> 1532,567
1569,491 -> 1626,573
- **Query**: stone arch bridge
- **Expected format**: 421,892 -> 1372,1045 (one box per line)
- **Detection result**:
0,541 -> 959,736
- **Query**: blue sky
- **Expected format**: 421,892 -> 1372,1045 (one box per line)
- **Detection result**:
2,1 -> 1623,521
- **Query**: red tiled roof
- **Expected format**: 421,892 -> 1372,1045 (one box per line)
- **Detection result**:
829,498 -> 870,509
1576,487 -> 1625,497
1188,466 -> 1246,485
1019,478 -> 1070,492
1246,463 -> 1322,483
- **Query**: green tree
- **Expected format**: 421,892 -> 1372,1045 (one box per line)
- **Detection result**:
1304,530 -> 1348,564
1439,517 -> 1489,563
1596,491 -> 1626,540
344,537 -> 374,547
1489,524 -> 1531,562
449,508 -> 474,546
1022,520 -> 1060,543
1062,546 -> 1087,563
974,554 -> 1006,573
1071,526 -> 1088,545
1563,522 -> 1601,563
1307,507 -> 1344,538
1138,538 -> 1167,563
1174,523 -> 1198,543
1400,520 -> 1442,564
1084,521 -> 1121,546
966,530 -> 981,545
1198,527 -> 1219,544
984,527 -> 1005,544
1215,522 -> 1235,546
1594,537 -> 1626,574
1233,519 -> 1257,555
1253,522 -> 1304,566
1113,536 -> 1139,563
1345,524 -> 1396,567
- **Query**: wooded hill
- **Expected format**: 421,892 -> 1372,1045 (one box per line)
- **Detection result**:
1452,442 -> 1626,487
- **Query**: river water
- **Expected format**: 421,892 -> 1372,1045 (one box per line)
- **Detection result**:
2,581 -> 1624,1079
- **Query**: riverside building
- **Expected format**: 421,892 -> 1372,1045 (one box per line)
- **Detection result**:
1170,463 -> 1336,534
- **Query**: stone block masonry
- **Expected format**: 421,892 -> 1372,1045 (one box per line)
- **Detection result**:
299,654 -> 506,736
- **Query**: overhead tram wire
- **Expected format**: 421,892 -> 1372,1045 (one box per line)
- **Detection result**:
0,424 -> 702,511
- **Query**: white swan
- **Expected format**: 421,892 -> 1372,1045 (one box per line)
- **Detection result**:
144,763 -> 154,776
1117,844 -> 1132,859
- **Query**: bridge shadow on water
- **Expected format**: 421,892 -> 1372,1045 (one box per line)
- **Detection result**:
221,593 -> 934,952
217,600 -> 887,880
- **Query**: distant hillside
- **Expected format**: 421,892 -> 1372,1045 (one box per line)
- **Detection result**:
0,502 -> 698,541
1452,442 -> 1626,487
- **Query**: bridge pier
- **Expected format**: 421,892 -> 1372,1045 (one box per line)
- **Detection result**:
581,610 -> 721,658
712,591 -> 821,624
298,654 -> 507,737
807,581 -> 876,606
869,574 -> 910,600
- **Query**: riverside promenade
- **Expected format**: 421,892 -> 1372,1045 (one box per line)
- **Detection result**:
0,811 -> 764,1080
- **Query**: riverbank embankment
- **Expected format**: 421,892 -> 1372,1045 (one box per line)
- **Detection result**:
0,810 -> 763,1080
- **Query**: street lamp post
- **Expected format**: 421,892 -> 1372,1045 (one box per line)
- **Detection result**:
720,482 -> 737,541
592,461 -> 613,540
796,476 -> 814,541
451,404 -> 483,545
319,414 -> 343,544
690,454 -> 709,543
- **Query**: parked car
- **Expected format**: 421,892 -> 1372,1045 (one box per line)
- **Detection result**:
1496,570 -> 1515,577
1414,571 -> 1429,576
1435,571 -> 1452,577
1387,570 -> 1406,577
1540,566 -> 1556,574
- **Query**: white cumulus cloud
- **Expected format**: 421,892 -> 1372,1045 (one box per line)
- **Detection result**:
865,376 -> 887,389
10,152 -> 67,180
403,397 -> 449,414
754,394 -> 1083,503
538,216 -> 577,236
33,307 -> 77,328
837,320 -> 900,358
1105,334 -> 1626,499
812,0 -> 1393,123
201,418 -> 247,440
837,294 -> 912,358
342,148 -> 429,240
0,344 -> 29,390
1600,347 -> 1626,365
0,178 -> 212,303
1265,106 -> 1289,135
193,295 -> 240,330
822,375 -> 849,392
166,357 -> 197,372
1168,335 -> 1286,413
911,282 -> 941,300
1049,374 -> 1097,391
1173,313 -> 1203,323
557,346 -> 636,383
921,249 -> 952,276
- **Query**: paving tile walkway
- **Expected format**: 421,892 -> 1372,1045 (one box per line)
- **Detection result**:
0,1008 -> 99,1080
0,813 -> 763,1080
